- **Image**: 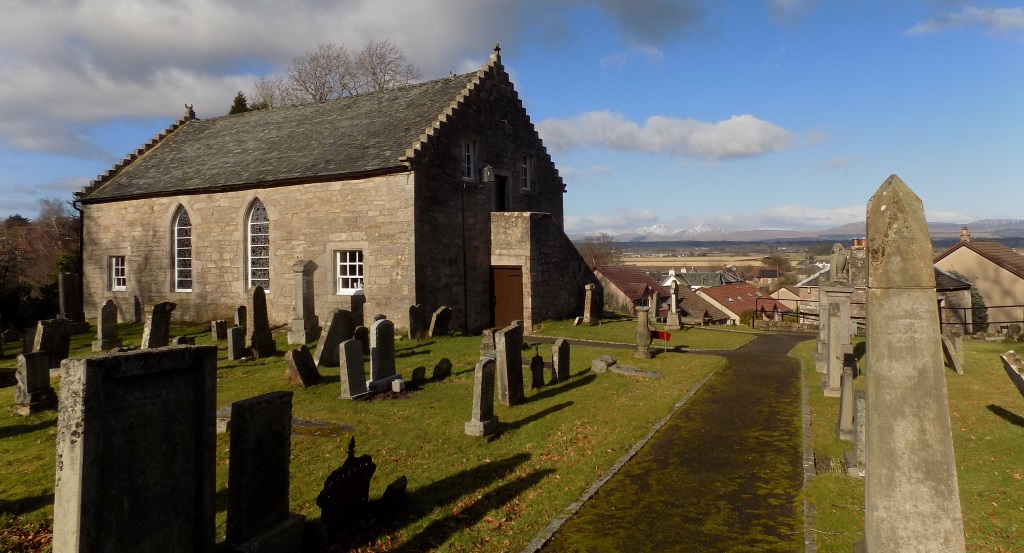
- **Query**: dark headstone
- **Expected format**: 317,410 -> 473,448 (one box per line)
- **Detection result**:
530,350 -> 545,389
32,318 -> 71,369
338,339 -> 368,399
353,326 -> 369,355
234,305 -> 247,328
495,324 -> 524,406
317,438 -> 376,542
369,319 -> 396,381
313,310 -> 355,367
408,304 -> 428,339
427,306 -> 453,338
141,301 -> 176,349
465,357 -> 499,436
93,299 -> 122,352
411,366 -> 427,384
173,336 -> 196,346
284,345 -> 322,387
53,346 -> 218,552
210,320 -> 228,341
14,351 -> 57,415
373,314 -> 387,322
432,358 -> 453,381
227,326 -> 247,361
248,286 -> 276,357
553,338 -> 570,383
58,272 -> 85,323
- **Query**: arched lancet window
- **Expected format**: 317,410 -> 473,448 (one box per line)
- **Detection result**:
247,199 -> 270,291
173,207 -> 193,292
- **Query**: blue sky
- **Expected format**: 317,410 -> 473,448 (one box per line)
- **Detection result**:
1,0 -> 1021,233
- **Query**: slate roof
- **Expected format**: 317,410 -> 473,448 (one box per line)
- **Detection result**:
698,282 -> 790,316
751,268 -> 780,279
934,268 -> 972,292
678,271 -> 743,288
78,69 -> 484,202
934,240 -> 1024,282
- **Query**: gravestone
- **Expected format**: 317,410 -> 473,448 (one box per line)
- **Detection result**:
846,391 -> 866,478
58,272 -> 87,326
942,334 -> 965,375
634,307 -> 653,359
529,349 -> 545,389
373,314 -> 387,322
480,329 -> 496,355
553,338 -> 570,383
432,358 -> 452,381
53,346 -> 217,552
133,295 -> 142,323
313,310 -> 355,367
823,302 -> 843,397
408,304 -> 428,339
14,351 -> 57,415
32,318 -> 71,369
353,326 -> 369,355
369,319 -> 396,381
210,320 -> 228,341
284,344 -> 322,387
427,306 -> 453,338
838,365 -> 855,441
1000,350 -> 1024,399
665,281 -> 681,330
92,299 -> 122,352
173,335 -> 196,346
317,438 -> 376,542
592,355 -> 617,374
140,301 -> 176,349
234,305 -> 247,328
411,366 -> 427,384
287,260 -> 321,345
465,357 -> 499,437
495,323 -> 524,406
338,339 -> 369,399
225,392 -> 304,551
863,175 -> 965,552
228,326 -> 247,360
583,283 -> 598,325
248,286 -> 276,357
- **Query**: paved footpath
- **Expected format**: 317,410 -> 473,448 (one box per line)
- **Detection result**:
539,333 -> 811,553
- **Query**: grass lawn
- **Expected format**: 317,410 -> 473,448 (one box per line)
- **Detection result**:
799,337 -> 1024,552
0,320 -> 725,551
532,314 -> 757,351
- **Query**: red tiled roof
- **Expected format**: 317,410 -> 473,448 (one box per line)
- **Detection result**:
676,286 -> 731,322
595,265 -> 665,302
698,282 -> 790,315
934,240 -> 1024,281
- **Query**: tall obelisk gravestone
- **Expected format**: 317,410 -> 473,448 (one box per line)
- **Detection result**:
863,175 -> 965,552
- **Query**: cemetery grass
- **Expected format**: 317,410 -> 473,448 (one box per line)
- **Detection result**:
799,338 -> 1024,552
0,321 -> 725,552
533,314 -> 756,350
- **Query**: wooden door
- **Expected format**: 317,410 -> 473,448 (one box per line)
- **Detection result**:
492,266 -> 523,328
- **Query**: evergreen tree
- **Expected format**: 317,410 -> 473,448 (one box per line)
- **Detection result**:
229,91 -> 249,114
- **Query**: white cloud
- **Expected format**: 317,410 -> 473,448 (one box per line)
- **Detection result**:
558,164 -> 614,187
823,156 -> 854,171
751,205 -> 864,229
906,7 -> 1024,37
564,208 -> 659,233
768,0 -> 819,27
537,111 -> 794,160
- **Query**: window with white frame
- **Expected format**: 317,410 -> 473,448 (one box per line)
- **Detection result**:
247,200 -> 270,291
462,140 -> 475,180
521,154 -> 533,191
336,250 -> 364,294
174,208 -> 193,292
111,256 -> 126,291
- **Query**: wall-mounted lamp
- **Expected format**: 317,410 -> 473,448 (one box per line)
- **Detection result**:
481,165 -> 495,184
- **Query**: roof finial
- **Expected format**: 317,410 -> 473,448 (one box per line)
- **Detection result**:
185,103 -> 195,120
493,43 -> 501,54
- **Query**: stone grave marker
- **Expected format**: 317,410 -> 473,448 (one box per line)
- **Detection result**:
846,391 -> 866,478
529,349 -> 545,389
53,346 -> 217,552
32,318 -> 71,369
14,351 -> 57,415
338,339 -> 369,399
92,299 -> 122,352
863,175 -> 965,551
234,305 -> 247,328
353,326 -> 369,355
133,295 -> 142,324
823,302 -> 843,397
465,357 -> 499,437
317,438 -> 376,542
173,335 -> 196,346
411,366 -> 427,384
942,334 -> 965,375
553,338 -> 570,383
227,326 -> 247,360
313,310 -> 355,367
140,301 -> 176,349
495,323 -> 524,406
583,283 -> 599,325
210,320 -> 228,341
1000,350 -> 1024,399
225,391 -> 305,550
634,307 -> 652,359
287,259 -> 320,345
427,306 -> 453,338
432,358 -> 453,381
665,281 -> 681,330
369,319 -> 396,381
592,355 -> 616,373
372,314 -> 387,322
284,344 -> 322,387
248,286 -> 276,357
408,304 -> 428,339
58,272 -> 87,327
480,329 -> 496,355
838,365 -> 855,441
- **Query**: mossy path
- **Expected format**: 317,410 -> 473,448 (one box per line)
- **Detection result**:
543,333 -> 810,552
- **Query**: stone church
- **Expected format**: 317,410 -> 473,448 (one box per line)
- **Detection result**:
76,46 -> 596,334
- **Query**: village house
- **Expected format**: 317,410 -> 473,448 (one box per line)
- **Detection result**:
74,46 -> 596,334
934,227 -> 1024,333
696,282 -> 790,325
596,265 -> 729,324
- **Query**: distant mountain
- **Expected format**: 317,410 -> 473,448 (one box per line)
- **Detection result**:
574,219 -> 1024,243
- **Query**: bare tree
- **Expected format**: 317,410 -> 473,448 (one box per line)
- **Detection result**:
251,75 -> 291,110
353,39 -> 422,93
286,43 -> 354,103
577,233 -> 621,269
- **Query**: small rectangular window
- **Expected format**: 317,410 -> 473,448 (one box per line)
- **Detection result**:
521,154 -> 533,191
111,256 -> 126,291
336,250 -> 364,294
462,141 -> 475,180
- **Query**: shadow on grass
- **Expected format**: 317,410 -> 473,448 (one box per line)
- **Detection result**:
488,402 -> 574,440
0,492 -> 54,516
215,486 -> 228,514
0,417 -> 56,440
986,404 -> 1024,429
526,374 -> 596,403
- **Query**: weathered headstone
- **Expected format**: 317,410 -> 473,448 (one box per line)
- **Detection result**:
529,349 -> 545,389
14,351 -> 56,415
592,355 -> 616,374
338,339 -> 369,399
32,318 -> 71,369
823,302 -> 843,397
353,325 -> 369,355
369,319 -> 396,381
92,299 -> 122,352
838,365 -> 855,441
287,260 -> 321,345
465,357 -> 499,437
133,295 -> 143,324
284,344 -> 322,387
427,306 -> 453,338
665,281 -> 681,330
863,175 -> 965,552
317,438 -> 376,542
634,307 -> 652,359
313,310 -> 355,367
480,329 -> 496,355
58,272 -> 86,325
1000,350 -> 1024,399
248,286 -> 276,357
234,305 -> 247,329
495,323 -> 524,406
846,391 -> 866,478
583,283 -> 598,325
140,301 -> 176,349
432,358 -> 452,381
210,320 -> 228,341
225,392 -> 304,550
408,304 -> 428,339
942,334 -> 965,375
173,335 -> 196,346
553,338 -> 570,383
227,326 -> 247,360
373,313 -> 387,322
53,346 -> 217,552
